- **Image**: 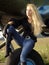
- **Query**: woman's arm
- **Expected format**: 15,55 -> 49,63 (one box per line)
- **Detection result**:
3,21 -> 14,37
3,17 -> 26,38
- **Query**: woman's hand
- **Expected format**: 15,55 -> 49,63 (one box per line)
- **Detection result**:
8,21 -> 14,25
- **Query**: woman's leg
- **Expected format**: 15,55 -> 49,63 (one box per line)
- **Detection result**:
20,38 -> 35,63
5,25 -> 24,57
7,25 -> 24,46
5,33 -> 12,57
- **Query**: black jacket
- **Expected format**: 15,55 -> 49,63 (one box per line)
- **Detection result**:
3,17 -> 37,42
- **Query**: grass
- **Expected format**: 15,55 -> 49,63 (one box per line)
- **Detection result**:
0,41 -> 5,63
34,37 -> 49,65
0,51 -> 5,63
0,37 -> 49,65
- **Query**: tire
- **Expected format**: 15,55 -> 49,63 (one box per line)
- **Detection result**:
6,48 -> 45,65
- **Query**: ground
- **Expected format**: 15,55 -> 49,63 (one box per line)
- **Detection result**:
0,36 -> 49,65
0,63 -> 5,65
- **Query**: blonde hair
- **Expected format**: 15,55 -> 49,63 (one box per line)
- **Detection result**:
26,4 -> 44,36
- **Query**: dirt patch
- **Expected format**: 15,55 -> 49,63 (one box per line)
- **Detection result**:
0,63 -> 5,65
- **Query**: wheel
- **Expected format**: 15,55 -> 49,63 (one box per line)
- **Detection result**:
6,48 -> 45,65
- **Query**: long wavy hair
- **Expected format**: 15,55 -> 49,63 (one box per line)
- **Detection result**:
26,4 -> 44,36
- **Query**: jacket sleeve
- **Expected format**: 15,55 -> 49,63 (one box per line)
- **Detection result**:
3,24 -> 10,37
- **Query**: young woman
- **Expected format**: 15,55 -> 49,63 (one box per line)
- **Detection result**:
3,4 -> 43,65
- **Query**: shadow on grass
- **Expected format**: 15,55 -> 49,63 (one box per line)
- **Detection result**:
46,63 -> 49,65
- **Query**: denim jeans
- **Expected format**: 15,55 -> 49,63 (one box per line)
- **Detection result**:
7,25 -> 35,62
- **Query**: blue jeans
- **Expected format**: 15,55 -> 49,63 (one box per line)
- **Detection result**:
7,26 -> 35,62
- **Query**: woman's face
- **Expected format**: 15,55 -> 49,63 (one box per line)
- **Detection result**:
26,6 -> 33,18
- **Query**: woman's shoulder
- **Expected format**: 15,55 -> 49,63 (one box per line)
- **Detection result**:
8,16 -> 28,22
23,15 -> 28,20
21,16 -> 28,22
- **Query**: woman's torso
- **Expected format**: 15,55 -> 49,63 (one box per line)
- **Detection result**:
9,17 -> 37,42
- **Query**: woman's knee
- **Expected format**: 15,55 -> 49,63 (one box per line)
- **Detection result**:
7,26 -> 14,34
